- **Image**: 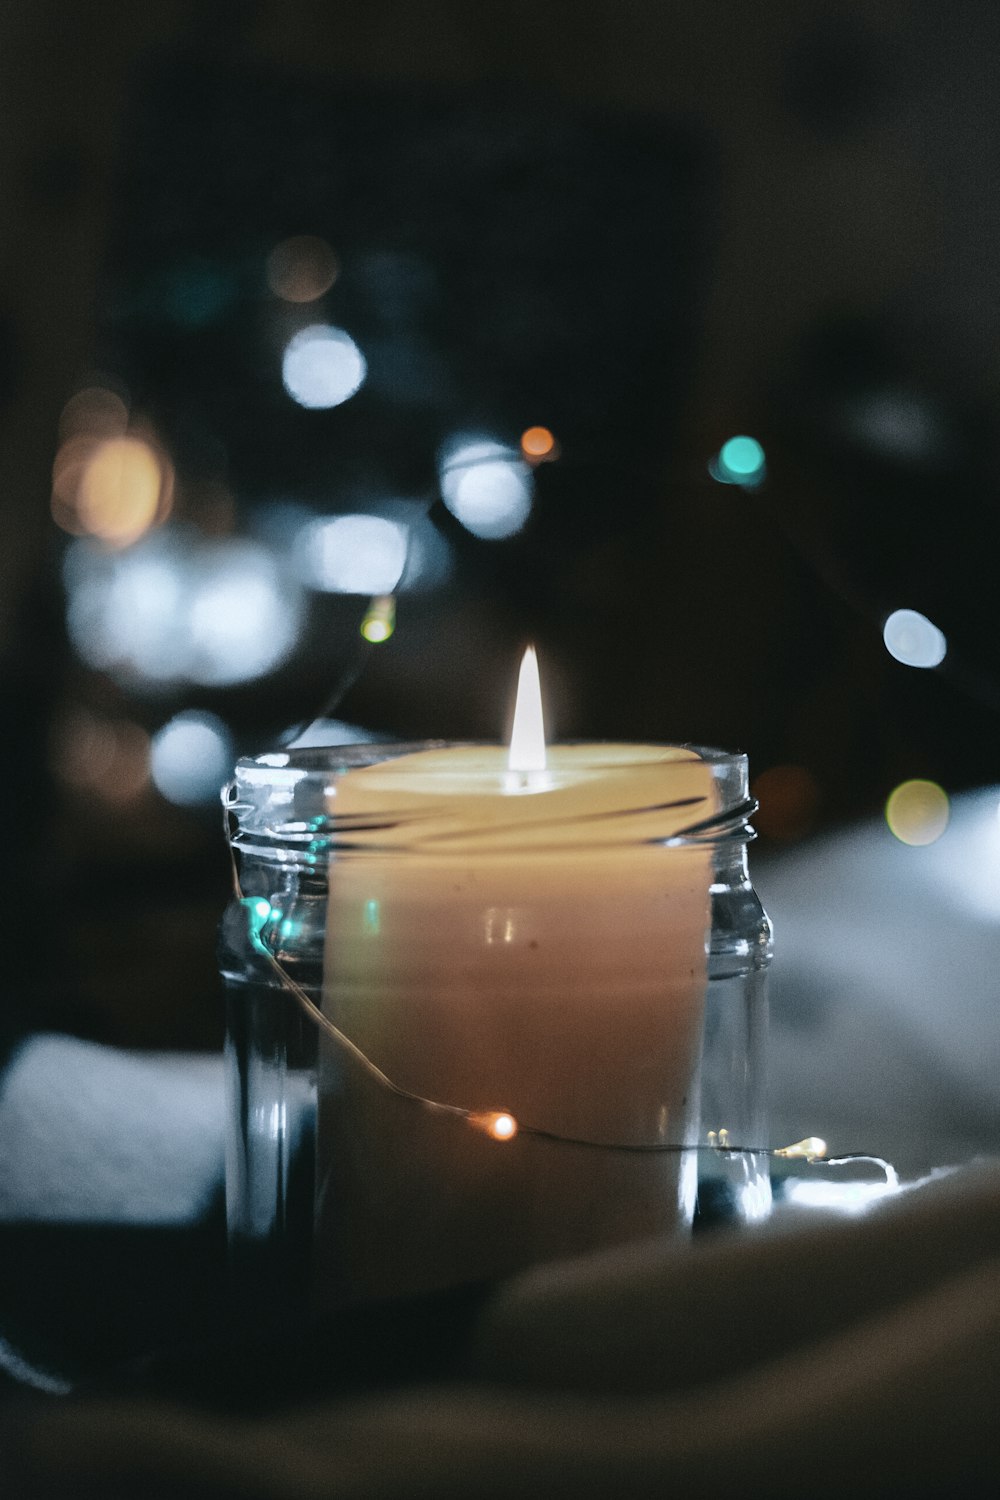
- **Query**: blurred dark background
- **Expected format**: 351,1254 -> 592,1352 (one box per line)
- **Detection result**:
3,0 -> 1000,1054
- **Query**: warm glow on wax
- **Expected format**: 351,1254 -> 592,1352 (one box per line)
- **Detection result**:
508,646 -> 547,774
317,647 -> 720,1302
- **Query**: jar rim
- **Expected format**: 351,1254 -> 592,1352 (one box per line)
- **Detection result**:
233,737 -> 746,774
224,740 -> 755,856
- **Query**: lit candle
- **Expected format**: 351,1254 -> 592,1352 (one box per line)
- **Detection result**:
314,650 -> 718,1305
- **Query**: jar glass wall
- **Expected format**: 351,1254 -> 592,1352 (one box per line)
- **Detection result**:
220,742 -> 771,1313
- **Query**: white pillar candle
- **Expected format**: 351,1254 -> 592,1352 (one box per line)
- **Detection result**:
314,652 -> 718,1305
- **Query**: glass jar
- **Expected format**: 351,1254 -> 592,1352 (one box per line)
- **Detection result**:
220,741 -> 771,1314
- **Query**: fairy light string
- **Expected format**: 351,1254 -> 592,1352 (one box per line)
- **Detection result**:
227,821 -> 892,1172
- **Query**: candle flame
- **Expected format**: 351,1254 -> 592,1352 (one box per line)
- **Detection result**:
508,646 -> 547,773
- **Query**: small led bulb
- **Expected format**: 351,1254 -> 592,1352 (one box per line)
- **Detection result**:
774,1136 -> 828,1161
468,1110 -> 519,1142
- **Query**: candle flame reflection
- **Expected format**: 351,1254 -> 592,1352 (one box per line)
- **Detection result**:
508,645 -> 547,773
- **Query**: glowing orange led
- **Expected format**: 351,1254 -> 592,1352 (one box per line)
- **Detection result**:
520,426 -> 559,464
468,1110 -> 519,1142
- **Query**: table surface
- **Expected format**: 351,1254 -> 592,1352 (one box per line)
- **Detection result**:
2,794 -> 999,1406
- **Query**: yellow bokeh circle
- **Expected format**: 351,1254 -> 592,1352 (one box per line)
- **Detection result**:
885,779 -> 950,846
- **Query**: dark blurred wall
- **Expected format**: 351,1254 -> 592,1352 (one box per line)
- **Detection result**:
2,0 -> 998,1047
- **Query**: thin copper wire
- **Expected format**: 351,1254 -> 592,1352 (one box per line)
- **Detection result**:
224,797 -> 884,1168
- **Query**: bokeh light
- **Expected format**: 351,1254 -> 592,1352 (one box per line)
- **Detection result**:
75,436 -> 173,547
281,324 -> 366,409
51,709 -> 150,805
53,384 -> 173,549
58,385 -> 129,443
882,608 -> 947,669
885,779 -> 950,846
64,531 -> 303,687
397,513 -> 453,591
266,235 -> 339,303
66,541 -> 184,680
439,437 -> 534,540
710,434 -> 766,486
52,438 -> 101,535
843,390 -> 944,465
96,721 -> 151,804
148,259 -> 236,328
187,540 -> 301,685
751,764 -> 821,842
520,425 -> 559,464
150,711 -> 234,807
294,514 -> 408,594
360,594 -> 396,643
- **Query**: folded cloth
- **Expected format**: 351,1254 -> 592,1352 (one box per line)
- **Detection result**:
2,1161 -> 998,1498
757,787 -> 1000,1175
0,1035 -> 224,1225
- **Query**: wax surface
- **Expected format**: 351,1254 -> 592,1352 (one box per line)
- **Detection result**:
315,743 -> 718,1304
325,743 -> 715,848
